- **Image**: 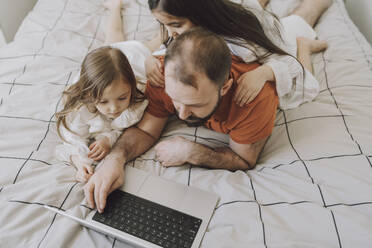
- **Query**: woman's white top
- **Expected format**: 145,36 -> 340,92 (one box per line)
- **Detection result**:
55,100 -> 148,164
228,0 -> 319,109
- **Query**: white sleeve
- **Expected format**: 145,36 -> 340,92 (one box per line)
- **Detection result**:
260,52 -> 320,109
111,100 -> 149,130
227,41 -> 301,103
259,52 -> 302,97
56,106 -> 95,164
93,100 -> 149,147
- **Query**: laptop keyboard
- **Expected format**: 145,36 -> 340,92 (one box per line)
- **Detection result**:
93,190 -> 202,248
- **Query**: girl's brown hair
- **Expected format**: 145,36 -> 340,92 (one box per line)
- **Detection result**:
56,46 -> 143,140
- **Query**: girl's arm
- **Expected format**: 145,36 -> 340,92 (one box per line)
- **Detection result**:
58,107 -> 95,164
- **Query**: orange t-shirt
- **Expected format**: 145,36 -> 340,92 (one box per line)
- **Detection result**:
144,56 -> 279,144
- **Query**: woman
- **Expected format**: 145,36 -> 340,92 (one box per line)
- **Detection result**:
145,0 -> 331,108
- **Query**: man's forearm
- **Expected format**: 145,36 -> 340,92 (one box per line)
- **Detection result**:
188,142 -> 252,171
107,127 -> 157,166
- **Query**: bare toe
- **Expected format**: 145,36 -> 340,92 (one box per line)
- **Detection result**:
297,37 -> 328,54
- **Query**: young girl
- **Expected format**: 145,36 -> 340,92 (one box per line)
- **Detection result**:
55,46 -> 148,182
55,0 -> 155,182
145,0 -> 331,109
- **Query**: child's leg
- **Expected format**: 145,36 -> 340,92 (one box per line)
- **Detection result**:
70,155 -> 94,183
296,37 -> 328,74
292,0 -> 332,27
258,0 -> 270,9
103,0 -> 161,52
103,0 -> 125,45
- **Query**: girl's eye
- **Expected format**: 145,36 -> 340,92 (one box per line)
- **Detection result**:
99,101 -> 108,104
119,97 -> 127,101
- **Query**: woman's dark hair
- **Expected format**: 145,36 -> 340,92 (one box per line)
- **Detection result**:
148,0 -> 290,59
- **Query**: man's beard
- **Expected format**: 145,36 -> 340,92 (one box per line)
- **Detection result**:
176,92 -> 221,127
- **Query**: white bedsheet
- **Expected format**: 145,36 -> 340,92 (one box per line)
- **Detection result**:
1,0 -> 372,247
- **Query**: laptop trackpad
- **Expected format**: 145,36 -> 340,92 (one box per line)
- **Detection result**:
137,176 -> 187,210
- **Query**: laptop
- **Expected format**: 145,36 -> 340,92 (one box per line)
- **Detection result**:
45,166 -> 219,248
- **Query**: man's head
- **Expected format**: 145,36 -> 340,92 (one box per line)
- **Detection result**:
164,27 -> 233,126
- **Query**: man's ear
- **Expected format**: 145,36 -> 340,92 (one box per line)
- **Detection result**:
220,78 -> 234,96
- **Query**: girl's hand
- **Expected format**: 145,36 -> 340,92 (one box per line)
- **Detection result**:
70,155 -> 95,183
103,0 -> 122,10
234,65 -> 275,107
75,164 -> 95,183
88,137 -> 111,161
145,56 -> 164,87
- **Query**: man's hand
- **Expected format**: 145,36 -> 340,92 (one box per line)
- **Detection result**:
154,136 -> 193,167
84,159 -> 124,213
88,137 -> 111,161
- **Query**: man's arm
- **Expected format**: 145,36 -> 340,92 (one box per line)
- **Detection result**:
188,137 -> 267,170
84,112 -> 168,212
110,112 -> 167,164
155,136 -> 267,171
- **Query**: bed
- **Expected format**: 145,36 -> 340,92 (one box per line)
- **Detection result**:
1,0 -> 372,247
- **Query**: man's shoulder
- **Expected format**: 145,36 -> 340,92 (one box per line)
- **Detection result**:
144,82 -> 175,118
226,82 -> 278,144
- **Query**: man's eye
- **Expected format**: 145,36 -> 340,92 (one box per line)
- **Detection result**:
99,101 -> 108,104
119,97 -> 127,101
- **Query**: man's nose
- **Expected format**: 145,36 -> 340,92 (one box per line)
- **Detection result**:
178,105 -> 190,120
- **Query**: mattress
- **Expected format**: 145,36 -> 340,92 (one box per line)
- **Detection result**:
1,0 -> 372,247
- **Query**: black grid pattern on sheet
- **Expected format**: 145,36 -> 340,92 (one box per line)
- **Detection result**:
0,0 -> 109,247
1,0 -> 372,247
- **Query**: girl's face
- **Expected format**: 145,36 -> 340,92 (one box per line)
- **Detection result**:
95,78 -> 131,119
152,10 -> 195,39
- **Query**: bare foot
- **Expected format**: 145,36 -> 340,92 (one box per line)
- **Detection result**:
297,37 -> 328,54
70,155 -> 95,183
103,0 -> 122,10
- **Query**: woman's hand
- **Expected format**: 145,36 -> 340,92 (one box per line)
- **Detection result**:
145,56 -> 165,87
234,65 -> 275,107
88,137 -> 111,161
